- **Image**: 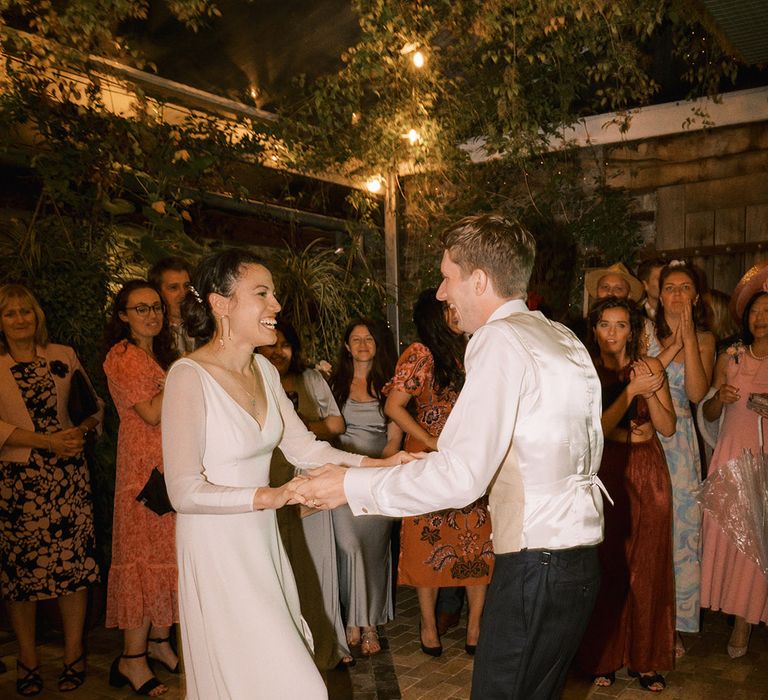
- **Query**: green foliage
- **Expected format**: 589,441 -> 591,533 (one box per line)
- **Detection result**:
280,0 -> 741,178
400,151 -> 642,323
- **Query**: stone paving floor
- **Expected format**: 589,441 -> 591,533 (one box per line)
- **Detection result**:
1,587 -> 766,698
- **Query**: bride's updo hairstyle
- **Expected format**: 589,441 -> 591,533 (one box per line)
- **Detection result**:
182,249 -> 266,343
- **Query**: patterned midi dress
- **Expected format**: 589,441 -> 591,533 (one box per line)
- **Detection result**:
0,358 -> 99,600
385,342 -> 494,587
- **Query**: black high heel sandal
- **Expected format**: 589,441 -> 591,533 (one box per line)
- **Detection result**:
16,660 -> 43,697
58,652 -> 86,692
109,652 -> 166,696
147,636 -> 180,673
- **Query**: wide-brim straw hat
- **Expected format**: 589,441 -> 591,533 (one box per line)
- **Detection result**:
731,259 -> 768,320
584,262 -> 644,301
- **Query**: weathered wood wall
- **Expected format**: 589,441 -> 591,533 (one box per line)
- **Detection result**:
599,120 -> 768,293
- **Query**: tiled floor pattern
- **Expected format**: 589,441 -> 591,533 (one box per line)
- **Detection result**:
1,587 -> 766,698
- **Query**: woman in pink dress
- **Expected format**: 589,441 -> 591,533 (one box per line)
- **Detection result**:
701,283 -> 768,658
103,280 -> 179,697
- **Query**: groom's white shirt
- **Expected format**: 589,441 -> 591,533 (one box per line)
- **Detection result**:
344,298 -> 606,554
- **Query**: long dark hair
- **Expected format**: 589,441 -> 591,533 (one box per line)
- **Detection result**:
330,318 -> 396,410
655,263 -> 709,340
413,288 -> 466,393
588,297 -> 644,363
182,248 -> 266,344
741,291 -> 768,345
275,320 -> 305,375
103,279 -> 178,370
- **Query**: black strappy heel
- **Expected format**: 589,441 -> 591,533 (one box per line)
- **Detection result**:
109,652 -> 166,696
58,651 -> 86,692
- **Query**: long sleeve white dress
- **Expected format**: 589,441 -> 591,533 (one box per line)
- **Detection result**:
162,354 -> 363,699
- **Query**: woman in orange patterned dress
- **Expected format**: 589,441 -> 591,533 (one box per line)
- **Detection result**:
103,280 -> 179,697
384,289 -> 494,657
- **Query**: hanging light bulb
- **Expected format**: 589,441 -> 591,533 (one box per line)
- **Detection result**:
366,177 -> 383,194
407,129 -> 420,144
412,50 -> 425,68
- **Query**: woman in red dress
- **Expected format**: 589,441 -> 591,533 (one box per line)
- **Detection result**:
103,280 -> 179,697
578,297 -> 676,692
384,289 -> 494,657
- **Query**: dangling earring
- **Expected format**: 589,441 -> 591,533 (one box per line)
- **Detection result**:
222,314 -> 231,342
217,315 -> 226,349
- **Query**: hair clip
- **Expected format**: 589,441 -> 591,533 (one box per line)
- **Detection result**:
189,285 -> 204,305
669,259 -> 686,267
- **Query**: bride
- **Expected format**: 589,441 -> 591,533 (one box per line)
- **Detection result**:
161,249 -> 407,699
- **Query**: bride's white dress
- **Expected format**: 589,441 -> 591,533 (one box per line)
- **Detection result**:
162,354 -> 363,699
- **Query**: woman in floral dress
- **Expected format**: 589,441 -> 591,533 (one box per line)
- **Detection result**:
103,280 -> 179,697
384,289 -> 494,656
0,284 -> 101,696
647,262 -> 715,653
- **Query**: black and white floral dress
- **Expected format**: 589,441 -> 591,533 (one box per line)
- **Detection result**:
0,358 -> 99,600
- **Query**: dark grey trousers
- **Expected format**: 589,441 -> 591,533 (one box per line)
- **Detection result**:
470,546 -> 600,700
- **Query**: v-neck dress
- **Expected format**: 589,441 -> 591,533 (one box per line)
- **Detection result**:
161,354 -> 364,700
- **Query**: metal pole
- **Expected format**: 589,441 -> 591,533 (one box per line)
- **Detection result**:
384,170 -> 400,350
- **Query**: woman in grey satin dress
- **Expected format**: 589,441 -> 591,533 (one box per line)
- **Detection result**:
329,320 -> 403,656
258,322 -> 353,669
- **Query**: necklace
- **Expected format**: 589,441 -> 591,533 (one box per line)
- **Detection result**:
749,344 -> 768,361
230,363 -> 263,421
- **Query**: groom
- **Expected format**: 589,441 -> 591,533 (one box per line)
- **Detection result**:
298,214 -> 606,699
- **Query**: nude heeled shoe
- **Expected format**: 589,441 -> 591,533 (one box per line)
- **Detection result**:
727,622 -> 752,659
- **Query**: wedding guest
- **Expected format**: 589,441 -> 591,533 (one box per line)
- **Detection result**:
647,261 -> 715,654
258,321 -> 352,668
384,289 -> 493,657
103,280 -> 179,697
578,297 -> 675,692
701,268 -> 768,658
161,250 -> 409,698
0,284 -> 101,696
637,257 -> 668,321
585,262 -> 644,303
329,319 -> 403,656
149,257 -> 195,355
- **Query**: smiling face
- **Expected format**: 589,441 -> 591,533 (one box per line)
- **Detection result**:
748,294 -> 768,341
225,263 -> 282,347
158,269 -> 191,322
259,329 -> 293,376
660,270 -> 698,317
594,306 -> 631,358
1,296 -> 37,345
346,324 -> 377,363
596,273 -> 631,300
436,250 -> 484,334
118,287 -> 164,344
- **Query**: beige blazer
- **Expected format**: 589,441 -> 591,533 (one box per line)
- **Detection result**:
0,343 -> 104,463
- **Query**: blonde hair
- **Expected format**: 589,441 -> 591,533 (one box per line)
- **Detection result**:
0,284 -> 49,354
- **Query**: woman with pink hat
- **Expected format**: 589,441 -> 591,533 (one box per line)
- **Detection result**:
700,261 -> 768,658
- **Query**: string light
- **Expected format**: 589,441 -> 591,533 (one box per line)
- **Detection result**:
366,177 -> 383,193
412,50 -> 425,68
406,129 -> 420,144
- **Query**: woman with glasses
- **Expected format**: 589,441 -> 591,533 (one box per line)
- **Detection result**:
103,279 -> 179,697
0,284 -> 101,696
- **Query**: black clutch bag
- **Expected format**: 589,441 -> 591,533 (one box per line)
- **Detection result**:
68,369 -> 99,426
136,467 -> 174,516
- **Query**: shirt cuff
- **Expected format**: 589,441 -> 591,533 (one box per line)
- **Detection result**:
344,467 -> 377,515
